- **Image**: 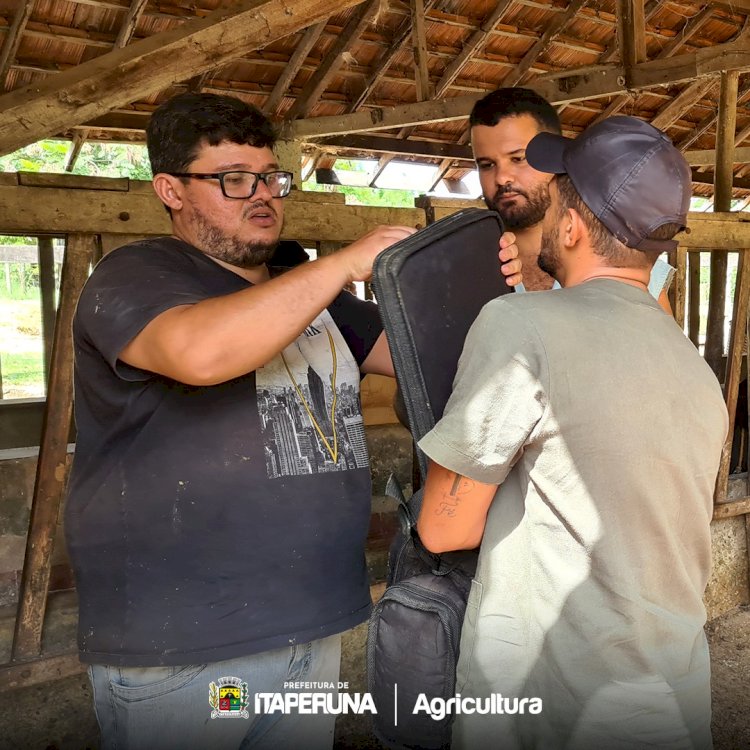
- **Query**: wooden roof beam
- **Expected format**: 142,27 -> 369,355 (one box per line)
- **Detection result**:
650,77 -> 718,130
0,0 -> 367,157
411,0 -> 431,102
503,0 -> 588,88
599,0 -> 661,64
288,33 -> 750,139
316,134 -> 473,160
114,0 -> 148,48
348,0 -> 437,112
685,146 -> 750,166
617,0 -> 647,77
676,80 -> 750,150
593,4 -> 714,124
433,0 -> 513,98
264,20 -> 327,116
0,1 -> 34,91
691,170 -> 750,191
286,0 -> 380,120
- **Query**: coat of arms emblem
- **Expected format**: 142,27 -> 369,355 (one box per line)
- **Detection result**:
209,675 -> 250,719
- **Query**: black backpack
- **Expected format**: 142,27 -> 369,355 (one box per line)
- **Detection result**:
367,210 -> 510,749
367,479 -> 477,750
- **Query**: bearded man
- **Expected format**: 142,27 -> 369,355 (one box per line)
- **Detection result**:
470,87 -> 674,312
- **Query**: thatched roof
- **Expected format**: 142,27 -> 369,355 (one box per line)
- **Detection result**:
1,0 -> 749,197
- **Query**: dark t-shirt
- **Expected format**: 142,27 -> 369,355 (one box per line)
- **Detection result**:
66,236 -> 383,667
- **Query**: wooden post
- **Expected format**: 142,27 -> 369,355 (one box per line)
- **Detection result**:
37,237 -> 57,386
673,246 -> 687,329
11,233 -> 96,661
704,70 -> 740,379
411,0 -> 431,102
715,248 -> 750,501
688,251 -> 701,346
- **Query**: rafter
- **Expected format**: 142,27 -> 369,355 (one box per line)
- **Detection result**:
114,0 -> 148,48
685,146 -> 750,166
593,4 -> 714,125
0,0 -> 366,157
288,34 -> 750,139
0,1 -> 34,90
264,20 -> 327,116
317,134 -> 473,160
65,128 -> 89,172
411,0 -> 431,102
650,77 -> 717,131
616,0 -> 647,74
677,80 -> 750,150
504,0 -> 588,88
348,0 -> 438,112
286,0 -> 381,120
598,0 -> 661,65
433,0 -> 513,98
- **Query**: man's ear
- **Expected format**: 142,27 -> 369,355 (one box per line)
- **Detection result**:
563,208 -> 586,248
152,173 -> 185,212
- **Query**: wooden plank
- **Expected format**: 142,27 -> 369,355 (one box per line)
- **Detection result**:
691,169 -> 750,191
688,251 -> 701,345
264,21 -> 327,116
433,0 -> 513,98
504,0 -> 588,87
0,182 -> 424,241
0,0 -> 366,157
705,71 -> 740,379
673,246 -> 687,329
411,0 -> 431,102
685,147 -> 750,166
0,652 -> 85,693
64,129 -> 88,173
37,237 -> 57,385
315,134 -> 473,160
651,77 -> 717,131
18,172 -> 130,191
713,497 -> 750,519
11,234 -> 96,660
715,248 -> 750,500
288,33 -> 750,139
0,1 -> 34,90
286,0 -> 381,120
715,70 -> 740,211
113,0 -> 148,48
616,0 -> 646,72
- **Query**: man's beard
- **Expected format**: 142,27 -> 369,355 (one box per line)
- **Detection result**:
190,201 -> 278,269
484,181 -> 551,231
538,218 -> 561,279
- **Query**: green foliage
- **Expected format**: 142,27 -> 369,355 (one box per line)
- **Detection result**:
0,139 -> 152,179
1,351 -> 44,388
303,176 -> 418,208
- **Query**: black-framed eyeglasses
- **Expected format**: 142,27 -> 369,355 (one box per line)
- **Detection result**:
169,170 -> 294,199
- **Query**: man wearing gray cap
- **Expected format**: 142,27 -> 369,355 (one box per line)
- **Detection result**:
416,116 -> 727,749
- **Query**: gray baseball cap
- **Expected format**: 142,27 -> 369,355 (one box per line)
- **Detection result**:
526,116 -> 691,253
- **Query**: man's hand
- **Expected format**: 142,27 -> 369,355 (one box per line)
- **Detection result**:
499,231 -> 523,288
337,225 -> 417,282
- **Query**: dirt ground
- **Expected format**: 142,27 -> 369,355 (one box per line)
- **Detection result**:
706,604 -> 750,750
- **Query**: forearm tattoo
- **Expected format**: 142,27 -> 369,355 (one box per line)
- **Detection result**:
434,472 -> 474,517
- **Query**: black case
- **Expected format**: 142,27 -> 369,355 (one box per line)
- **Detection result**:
371,207 -> 511,478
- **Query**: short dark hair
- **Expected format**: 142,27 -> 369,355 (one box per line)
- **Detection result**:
470,88 -> 562,134
146,93 -> 278,176
555,175 -> 680,268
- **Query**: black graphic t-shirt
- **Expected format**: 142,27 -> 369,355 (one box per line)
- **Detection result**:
66,237 -> 383,667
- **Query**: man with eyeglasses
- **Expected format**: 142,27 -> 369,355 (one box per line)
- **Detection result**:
65,92 -> 521,749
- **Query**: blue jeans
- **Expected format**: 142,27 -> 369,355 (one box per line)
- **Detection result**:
89,634 -> 341,750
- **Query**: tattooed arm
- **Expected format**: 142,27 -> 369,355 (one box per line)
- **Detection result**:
417,461 -> 498,554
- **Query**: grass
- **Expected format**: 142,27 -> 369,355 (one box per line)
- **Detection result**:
0,298 -> 45,397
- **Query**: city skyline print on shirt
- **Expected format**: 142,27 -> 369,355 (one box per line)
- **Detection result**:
256,310 -> 369,479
